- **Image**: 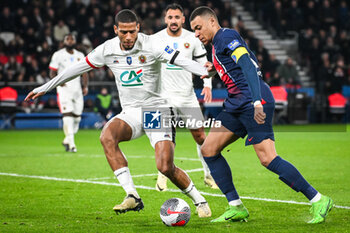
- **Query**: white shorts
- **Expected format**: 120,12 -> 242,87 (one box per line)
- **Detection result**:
115,107 -> 175,148
166,93 -> 204,130
57,91 -> 84,115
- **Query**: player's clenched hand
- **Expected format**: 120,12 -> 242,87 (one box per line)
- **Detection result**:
254,104 -> 266,124
24,91 -> 45,101
201,86 -> 212,103
204,61 -> 215,72
200,61 -> 214,79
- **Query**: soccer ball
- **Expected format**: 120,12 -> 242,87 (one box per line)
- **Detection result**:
160,198 -> 191,226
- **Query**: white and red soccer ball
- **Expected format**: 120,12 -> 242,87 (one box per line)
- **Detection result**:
160,198 -> 191,226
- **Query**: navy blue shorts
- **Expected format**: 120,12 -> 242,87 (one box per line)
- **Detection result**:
216,103 -> 275,146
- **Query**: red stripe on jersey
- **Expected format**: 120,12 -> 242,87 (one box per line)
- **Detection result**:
49,66 -> 58,71
212,46 -> 239,94
85,56 -> 99,69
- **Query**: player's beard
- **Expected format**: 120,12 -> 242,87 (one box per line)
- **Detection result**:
169,24 -> 180,34
66,45 -> 75,51
121,41 -> 135,50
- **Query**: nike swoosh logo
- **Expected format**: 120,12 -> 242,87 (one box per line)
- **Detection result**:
224,213 -> 237,221
167,208 -> 187,215
248,137 -> 253,142
156,184 -> 164,191
319,200 -> 331,218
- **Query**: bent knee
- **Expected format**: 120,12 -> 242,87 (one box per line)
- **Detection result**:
257,152 -> 274,167
100,132 -> 117,149
201,143 -> 220,157
157,163 -> 175,178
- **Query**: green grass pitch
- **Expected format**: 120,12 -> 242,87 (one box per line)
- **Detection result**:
0,125 -> 349,232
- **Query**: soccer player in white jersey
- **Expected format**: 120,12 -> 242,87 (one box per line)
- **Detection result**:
25,10 -> 212,217
154,4 -> 218,191
49,34 -> 88,152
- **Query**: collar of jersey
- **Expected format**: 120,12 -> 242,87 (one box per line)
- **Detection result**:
104,33 -> 143,56
213,28 -> 224,45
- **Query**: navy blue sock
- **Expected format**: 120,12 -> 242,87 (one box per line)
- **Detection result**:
267,156 -> 318,200
203,153 -> 239,202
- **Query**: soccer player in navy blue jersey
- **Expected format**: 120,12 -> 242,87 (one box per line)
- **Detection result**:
190,6 -> 333,224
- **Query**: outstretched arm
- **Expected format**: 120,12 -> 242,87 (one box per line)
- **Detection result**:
25,60 -> 92,101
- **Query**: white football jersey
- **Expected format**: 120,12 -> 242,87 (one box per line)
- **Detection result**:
86,33 -> 178,109
155,28 -> 208,97
49,48 -> 85,95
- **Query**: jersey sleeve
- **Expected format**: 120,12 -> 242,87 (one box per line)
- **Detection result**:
49,52 -> 59,71
85,44 -> 106,69
223,32 -> 249,63
193,38 -> 207,60
150,36 -> 177,62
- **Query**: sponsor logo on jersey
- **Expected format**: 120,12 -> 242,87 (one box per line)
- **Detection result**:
138,55 -> 146,63
164,45 -> 174,54
120,69 -> 143,86
143,110 -> 161,129
184,42 -> 190,48
173,42 -> 178,49
228,39 -> 241,51
126,56 -> 132,65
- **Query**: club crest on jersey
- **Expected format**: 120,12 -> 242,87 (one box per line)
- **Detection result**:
138,55 -> 146,63
184,42 -> 190,48
164,45 -> 174,54
77,58 -> 80,61
173,42 -> 178,49
228,39 -> 241,51
126,56 -> 132,65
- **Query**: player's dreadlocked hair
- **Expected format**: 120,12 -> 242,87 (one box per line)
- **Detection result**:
190,6 -> 218,22
165,3 -> 184,13
115,9 -> 139,26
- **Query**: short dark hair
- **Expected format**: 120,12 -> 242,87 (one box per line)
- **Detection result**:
115,9 -> 139,26
165,3 -> 184,13
190,6 -> 217,22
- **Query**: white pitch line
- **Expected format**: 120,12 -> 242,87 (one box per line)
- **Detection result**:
0,172 -> 349,210
127,155 -> 200,162
0,153 -> 201,161
86,168 -> 204,180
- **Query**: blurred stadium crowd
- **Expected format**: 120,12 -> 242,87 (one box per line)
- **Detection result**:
0,0 -> 349,121
242,0 -> 350,97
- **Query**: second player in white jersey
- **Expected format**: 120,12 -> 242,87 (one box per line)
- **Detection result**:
153,4 -> 218,191
157,28 -> 211,98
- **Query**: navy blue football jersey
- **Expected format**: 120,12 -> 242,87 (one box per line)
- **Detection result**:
212,28 -> 274,112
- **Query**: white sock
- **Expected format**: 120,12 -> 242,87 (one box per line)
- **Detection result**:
183,181 -> 206,205
196,144 -> 210,177
73,116 -> 81,134
229,199 -> 243,206
63,116 -> 75,148
63,136 -> 68,144
310,192 -> 321,203
114,167 -> 139,198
